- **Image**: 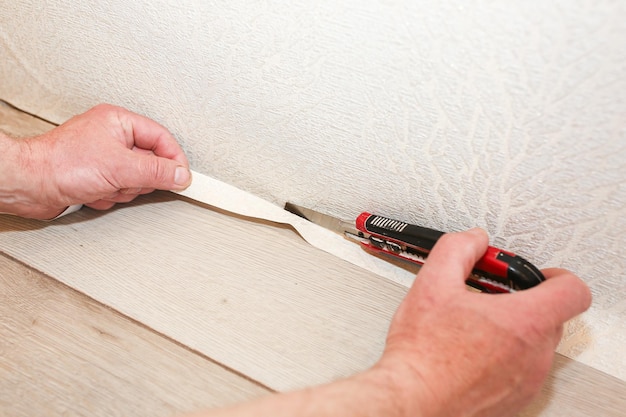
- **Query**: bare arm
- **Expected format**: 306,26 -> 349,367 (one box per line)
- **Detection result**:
185,229 -> 591,417
185,370 -> 418,417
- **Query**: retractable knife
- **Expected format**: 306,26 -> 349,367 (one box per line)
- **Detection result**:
284,203 -> 545,293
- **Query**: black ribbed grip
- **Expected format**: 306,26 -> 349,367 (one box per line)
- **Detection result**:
362,214 -> 444,251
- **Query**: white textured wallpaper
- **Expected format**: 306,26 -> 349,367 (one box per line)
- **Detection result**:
1,1 -> 625,379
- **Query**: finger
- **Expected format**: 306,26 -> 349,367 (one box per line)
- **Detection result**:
107,192 -> 141,204
120,187 -> 143,195
118,187 -> 157,196
517,269 -> 591,328
113,151 -> 192,191
415,228 -> 490,294
85,191 -> 143,210
555,324 -> 564,342
85,200 -> 116,211
131,146 -> 154,155
137,187 -> 155,195
112,105 -> 189,165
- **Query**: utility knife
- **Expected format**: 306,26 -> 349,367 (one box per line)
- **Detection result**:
284,203 -> 545,293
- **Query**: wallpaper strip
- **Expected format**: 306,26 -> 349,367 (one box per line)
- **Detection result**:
176,170 -> 417,287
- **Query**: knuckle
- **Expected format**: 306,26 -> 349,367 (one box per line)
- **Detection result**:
90,103 -> 114,117
142,159 -> 170,186
92,103 -> 117,113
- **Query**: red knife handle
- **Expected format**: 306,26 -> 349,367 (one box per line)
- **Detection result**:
356,212 -> 545,292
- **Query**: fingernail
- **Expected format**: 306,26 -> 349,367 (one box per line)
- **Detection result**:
174,166 -> 191,187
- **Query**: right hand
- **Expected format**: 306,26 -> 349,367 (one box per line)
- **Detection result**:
374,228 -> 591,417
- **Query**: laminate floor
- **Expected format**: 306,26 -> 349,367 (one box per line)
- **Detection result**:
0,254 -> 269,417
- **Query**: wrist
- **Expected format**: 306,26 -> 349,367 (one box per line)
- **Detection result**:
356,363 -> 433,417
0,132 -> 59,219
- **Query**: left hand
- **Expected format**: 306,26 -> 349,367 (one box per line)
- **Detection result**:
8,104 -> 191,219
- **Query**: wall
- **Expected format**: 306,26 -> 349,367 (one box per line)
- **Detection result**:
1,0 -> 625,378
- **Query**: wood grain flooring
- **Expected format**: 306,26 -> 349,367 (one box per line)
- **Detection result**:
1,100 -> 625,416
0,253 -> 269,417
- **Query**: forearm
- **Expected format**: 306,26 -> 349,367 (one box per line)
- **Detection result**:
184,368 -> 423,417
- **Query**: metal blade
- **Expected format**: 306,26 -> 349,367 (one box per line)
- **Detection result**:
284,202 -> 360,237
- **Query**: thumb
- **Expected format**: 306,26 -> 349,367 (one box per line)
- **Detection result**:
516,268 -> 592,329
116,152 -> 192,191
414,228 -> 490,294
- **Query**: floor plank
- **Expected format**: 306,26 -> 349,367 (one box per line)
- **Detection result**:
0,253 -> 269,417
520,355 -> 626,417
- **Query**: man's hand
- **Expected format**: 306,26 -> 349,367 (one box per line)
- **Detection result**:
1,103 -> 191,219
184,229 -> 591,417
376,228 -> 592,417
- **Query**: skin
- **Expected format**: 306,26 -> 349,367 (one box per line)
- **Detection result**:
0,103 -> 191,219
0,105 -> 592,416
